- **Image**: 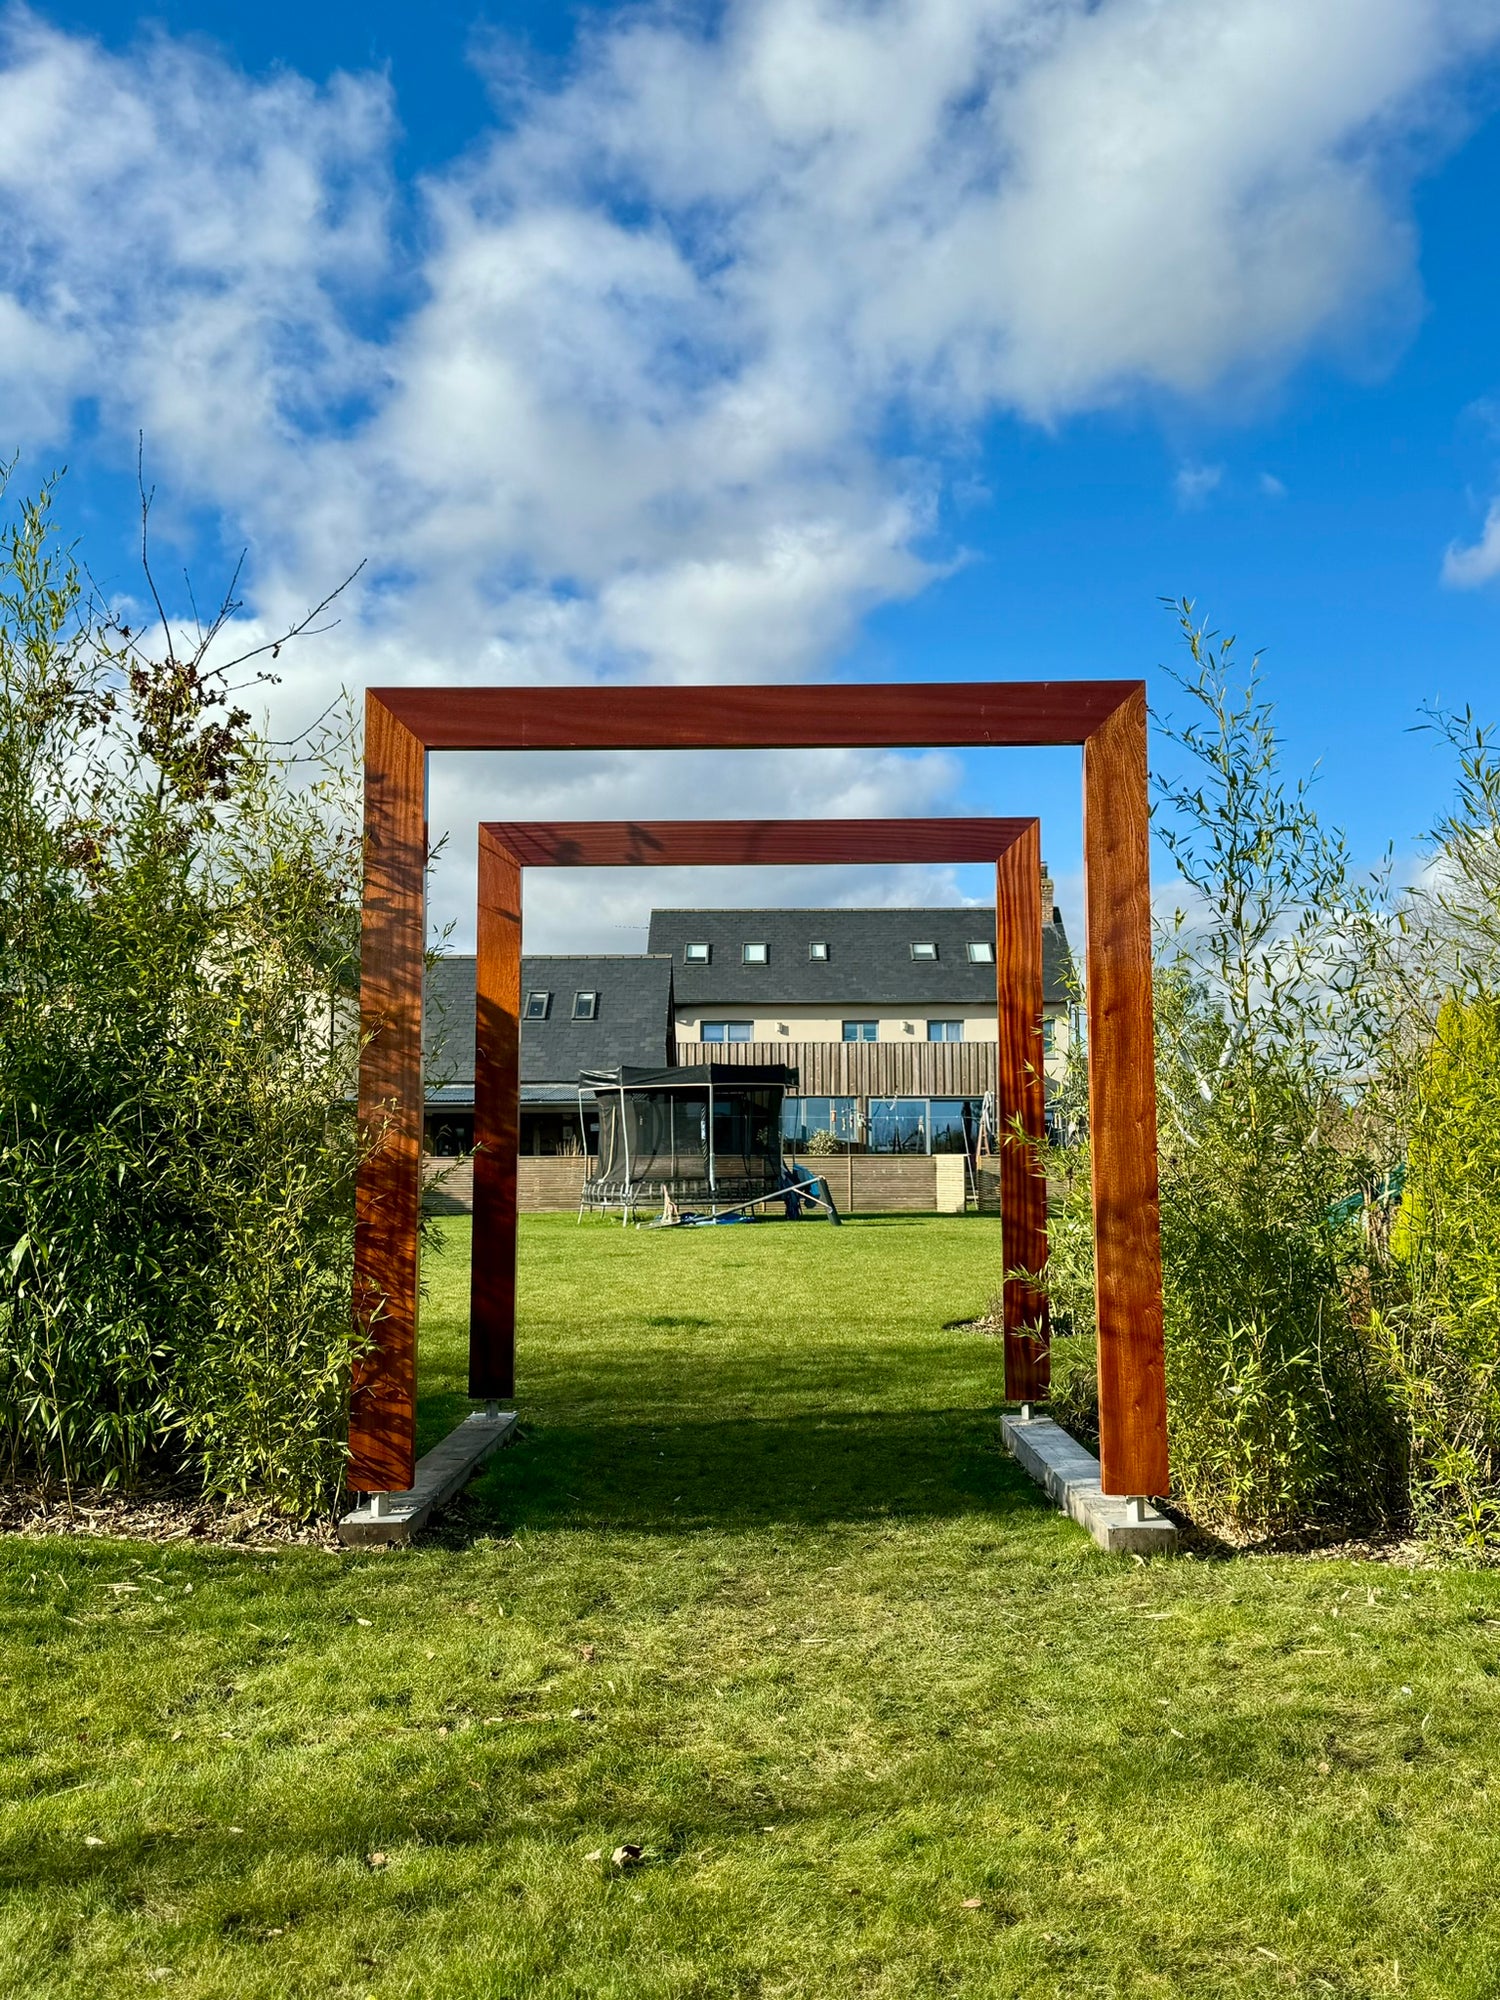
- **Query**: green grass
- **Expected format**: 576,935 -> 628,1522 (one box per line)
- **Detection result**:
6,1214 -> 1500,1998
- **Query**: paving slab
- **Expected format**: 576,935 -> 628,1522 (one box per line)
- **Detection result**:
1001,1412 -> 1178,1555
338,1410 -> 518,1547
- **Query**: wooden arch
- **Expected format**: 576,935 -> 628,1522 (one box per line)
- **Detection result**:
351,681 -> 1168,1500
467,816 -> 1051,1414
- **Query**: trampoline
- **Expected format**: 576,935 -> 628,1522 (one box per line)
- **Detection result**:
578,1063 -> 796,1218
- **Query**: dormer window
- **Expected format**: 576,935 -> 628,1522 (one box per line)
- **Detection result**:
523,990 -> 551,1019
808,940 -> 828,960
966,941 -> 995,964
572,991 -> 598,1020
909,941 -> 938,960
742,942 -> 768,963
685,941 -> 710,962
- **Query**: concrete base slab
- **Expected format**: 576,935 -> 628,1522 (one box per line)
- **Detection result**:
1001,1413 -> 1177,1555
338,1410 -> 518,1547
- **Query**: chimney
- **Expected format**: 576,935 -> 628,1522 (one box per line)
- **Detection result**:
1041,860 -> 1057,925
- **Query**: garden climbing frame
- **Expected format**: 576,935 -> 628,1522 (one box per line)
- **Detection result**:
350,682 -> 1169,1501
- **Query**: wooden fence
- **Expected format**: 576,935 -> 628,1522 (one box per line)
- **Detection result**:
421,1152 -> 987,1215
676,1038 -> 998,1095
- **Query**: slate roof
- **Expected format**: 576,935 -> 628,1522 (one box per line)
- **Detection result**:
644,908 -> 1073,1007
424,954 -> 675,1089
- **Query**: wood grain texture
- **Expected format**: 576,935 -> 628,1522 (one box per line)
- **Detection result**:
350,694 -> 427,1493
348,675 -> 1169,1502
481,818 -> 1031,868
672,1039 -> 999,1095
470,829 -> 522,1399
380,682 -> 1134,751
1082,687 -> 1170,1496
995,826 -> 1051,1400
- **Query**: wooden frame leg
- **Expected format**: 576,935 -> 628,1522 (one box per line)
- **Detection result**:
996,825 -> 1050,1399
349,694 -> 427,1494
470,829 -> 521,1399
1083,687 -> 1169,1495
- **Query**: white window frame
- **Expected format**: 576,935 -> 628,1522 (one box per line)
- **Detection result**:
684,941 -> 710,962
742,941 -> 768,963
909,941 -> 938,960
808,940 -> 829,960
523,990 -> 551,1020
966,940 -> 995,963
572,991 -> 599,1020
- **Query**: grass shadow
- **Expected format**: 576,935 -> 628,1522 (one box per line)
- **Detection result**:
449,1404 -> 1046,1537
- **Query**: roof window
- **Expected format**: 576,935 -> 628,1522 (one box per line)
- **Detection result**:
909,941 -> 938,960
808,940 -> 828,960
523,990 -> 551,1020
572,991 -> 598,1020
684,941 -> 710,962
966,941 -> 995,963
742,941 -> 768,963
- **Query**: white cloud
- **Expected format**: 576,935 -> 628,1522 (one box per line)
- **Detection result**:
1260,472 -> 1288,499
0,0 -> 1497,938
1175,462 -> 1225,508
1443,499 -> 1500,585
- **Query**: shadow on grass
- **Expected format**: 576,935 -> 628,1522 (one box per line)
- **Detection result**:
439,1404 -> 1046,1537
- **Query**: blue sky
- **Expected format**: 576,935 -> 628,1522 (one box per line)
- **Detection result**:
7,1 -> 1500,947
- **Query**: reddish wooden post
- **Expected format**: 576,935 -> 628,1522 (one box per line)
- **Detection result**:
1083,686 -> 1169,1495
350,693 -> 427,1494
348,683 -> 1171,1505
470,828 -> 522,1399
995,822 -> 1050,1400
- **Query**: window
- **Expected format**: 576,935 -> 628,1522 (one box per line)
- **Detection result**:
929,1099 -> 986,1155
927,1020 -> 963,1042
909,941 -> 938,959
781,1096 -> 858,1147
868,1098 -> 928,1153
684,941 -> 710,962
701,1021 -> 752,1043
523,990 -> 550,1020
842,1020 -> 878,1043
966,940 -> 994,963
742,941 -> 768,963
572,991 -> 598,1020
808,940 -> 828,960
1042,1016 -> 1057,1054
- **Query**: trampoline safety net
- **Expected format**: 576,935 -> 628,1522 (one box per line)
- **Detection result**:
579,1064 -> 796,1214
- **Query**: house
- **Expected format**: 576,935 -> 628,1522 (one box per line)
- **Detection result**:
645,894 -> 1075,1155
423,953 -> 675,1156
418,880 -> 1076,1166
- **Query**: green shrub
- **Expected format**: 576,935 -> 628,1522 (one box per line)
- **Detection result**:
1150,613 -> 1400,1534
0,475 -> 364,1514
1038,606 -> 1399,1536
1379,994 -> 1500,1544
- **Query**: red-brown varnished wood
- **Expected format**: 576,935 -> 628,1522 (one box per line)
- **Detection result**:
995,826 -> 1050,1400
348,674 -> 1170,1511
378,682 -> 1135,751
1083,686 -> 1169,1496
350,693 -> 427,1493
480,819 -> 1031,869
470,829 -> 522,1399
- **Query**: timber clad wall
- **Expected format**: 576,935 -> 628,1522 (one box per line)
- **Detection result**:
680,1038 -> 997,1095
518,1157 -> 591,1210
423,1153 -> 959,1214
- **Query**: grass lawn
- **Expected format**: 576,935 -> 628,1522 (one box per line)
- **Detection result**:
6,1214 -> 1500,1998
